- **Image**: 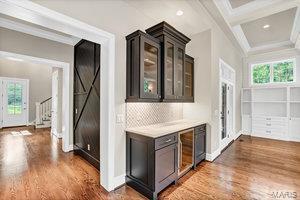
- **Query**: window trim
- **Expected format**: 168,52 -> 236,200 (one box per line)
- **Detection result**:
250,58 -> 296,86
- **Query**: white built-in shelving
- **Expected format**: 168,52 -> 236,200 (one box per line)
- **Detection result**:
241,86 -> 300,142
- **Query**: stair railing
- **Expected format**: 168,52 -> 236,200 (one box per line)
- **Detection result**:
36,97 -> 52,125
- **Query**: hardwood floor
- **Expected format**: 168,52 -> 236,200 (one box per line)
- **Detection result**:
1,127 -> 300,199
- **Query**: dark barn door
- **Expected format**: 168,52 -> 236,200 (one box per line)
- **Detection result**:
74,40 -> 100,170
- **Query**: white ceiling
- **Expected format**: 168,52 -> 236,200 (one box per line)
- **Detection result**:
211,0 -> 300,54
229,0 -> 254,9
241,7 -> 297,47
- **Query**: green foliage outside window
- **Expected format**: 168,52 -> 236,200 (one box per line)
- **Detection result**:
7,83 -> 22,115
252,64 -> 270,84
273,61 -> 294,82
252,60 -> 295,84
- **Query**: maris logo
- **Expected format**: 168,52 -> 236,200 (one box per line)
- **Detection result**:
271,191 -> 297,199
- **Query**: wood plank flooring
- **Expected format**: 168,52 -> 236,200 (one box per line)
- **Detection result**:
1,127 -> 300,199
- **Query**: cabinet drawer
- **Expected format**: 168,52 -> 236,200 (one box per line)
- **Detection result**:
252,128 -> 285,136
155,133 -> 178,150
252,116 -> 287,123
252,120 -> 287,127
252,125 -> 287,133
195,125 -> 206,134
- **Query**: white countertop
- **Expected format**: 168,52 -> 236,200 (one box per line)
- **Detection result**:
125,119 -> 207,138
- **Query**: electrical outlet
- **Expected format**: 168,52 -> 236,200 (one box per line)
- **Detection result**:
87,144 -> 90,151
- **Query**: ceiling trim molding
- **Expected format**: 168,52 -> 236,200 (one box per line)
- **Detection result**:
291,7 -> 300,43
211,0 -> 300,55
231,25 -> 250,52
228,0 -> 299,26
296,35 -> 300,49
249,40 -> 294,52
0,17 -> 80,46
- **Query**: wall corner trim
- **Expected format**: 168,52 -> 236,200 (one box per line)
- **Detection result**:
114,174 -> 126,189
205,148 -> 221,162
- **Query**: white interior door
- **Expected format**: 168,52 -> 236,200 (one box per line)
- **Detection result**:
2,78 -> 28,127
51,71 -> 58,136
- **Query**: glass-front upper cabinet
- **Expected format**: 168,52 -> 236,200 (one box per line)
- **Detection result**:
164,40 -> 175,100
126,31 -> 161,102
142,40 -> 160,98
184,55 -> 194,102
174,46 -> 185,100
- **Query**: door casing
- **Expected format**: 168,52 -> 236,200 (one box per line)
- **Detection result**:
219,59 -> 236,152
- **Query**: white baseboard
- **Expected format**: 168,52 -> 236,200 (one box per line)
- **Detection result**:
52,131 -> 62,139
114,174 -> 126,189
66,144 -> 73,152
234,130 -> 243,140
206,148 -> 221,162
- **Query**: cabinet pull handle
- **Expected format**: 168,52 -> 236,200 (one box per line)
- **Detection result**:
266,118 -> 271,120
165,139 -> 172,143
266,130 -> 271,133
266,123 -> 271,126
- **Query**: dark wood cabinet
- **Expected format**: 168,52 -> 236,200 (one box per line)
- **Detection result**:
126,124 -> 206,199
146,21 -> 191,102
184,55 -> 194,102
126,31 -> 161,102
125,22 -> 194,102
126,132 -> 178,199
194,125 -> 206,167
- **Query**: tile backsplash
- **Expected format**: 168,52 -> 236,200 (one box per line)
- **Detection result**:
126,103 -> 183,128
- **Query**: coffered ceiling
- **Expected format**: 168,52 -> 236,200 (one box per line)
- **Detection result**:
228,0 -> 254,9
209,0 -> 300,55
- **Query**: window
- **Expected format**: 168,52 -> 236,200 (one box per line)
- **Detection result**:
7,83 -> 22,115
251,59 -> 296,85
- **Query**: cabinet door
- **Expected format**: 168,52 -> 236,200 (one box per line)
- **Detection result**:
194,132 -> 206,165
164,40 -> 176,100
184,55 -> 194,102
140,36 -> 161,99
174,46 -> 185,100
155,143 -> 178,193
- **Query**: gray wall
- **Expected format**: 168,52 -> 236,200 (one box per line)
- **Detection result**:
183,25 -> 243,155
0,27 -> 74,143
0,58 -> 52,122
210,25 -> 243,153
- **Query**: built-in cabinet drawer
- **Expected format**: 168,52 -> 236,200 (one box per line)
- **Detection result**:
155,133 -> 178,150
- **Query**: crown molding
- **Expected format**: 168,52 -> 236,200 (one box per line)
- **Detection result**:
0,17 -> 80,46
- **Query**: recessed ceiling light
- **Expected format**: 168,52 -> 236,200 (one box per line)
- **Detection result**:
176,10 -> 183,16
7,57 -> 23,62
263,24 -> 270,29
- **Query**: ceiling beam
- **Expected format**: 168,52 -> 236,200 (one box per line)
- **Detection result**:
291,7 -> 300,43
228,0 -> 299,26
231,25 -> 250,53
296,35 -> 300,49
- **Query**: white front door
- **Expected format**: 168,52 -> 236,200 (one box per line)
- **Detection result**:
51,71 -> 58,136
1,78 -> 28,127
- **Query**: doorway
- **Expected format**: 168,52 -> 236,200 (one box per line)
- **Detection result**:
0,77 -> 29,127
219,59 -> 235,151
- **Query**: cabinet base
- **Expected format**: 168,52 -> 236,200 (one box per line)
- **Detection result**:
193,153 -> 206,169
126,176 -> 157,200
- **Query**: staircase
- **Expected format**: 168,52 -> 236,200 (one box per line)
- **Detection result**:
35,97 -> 52,129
